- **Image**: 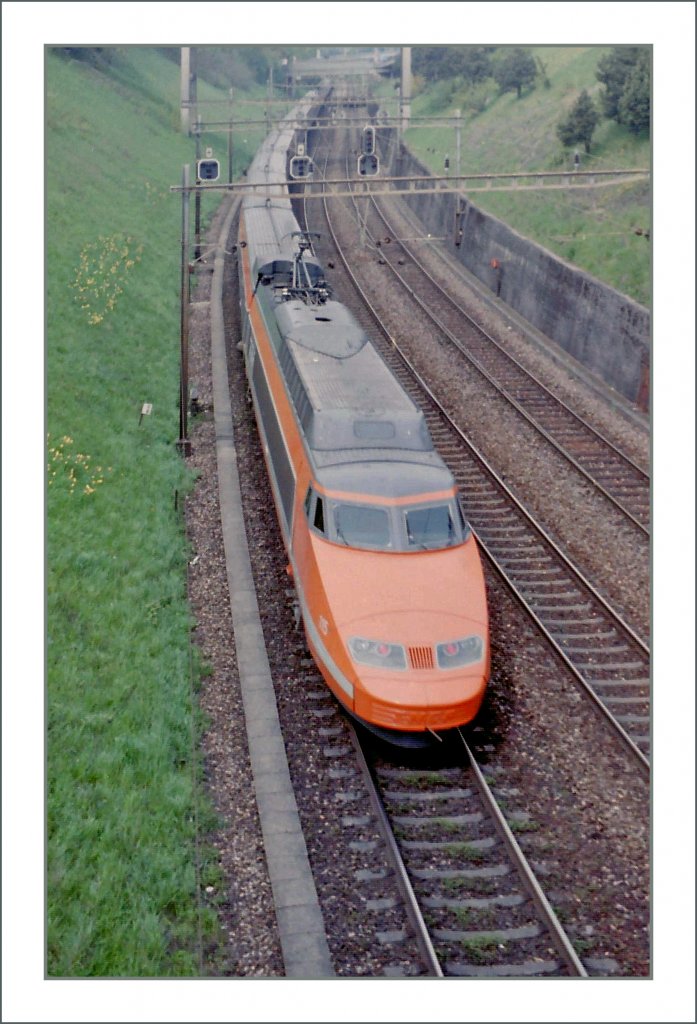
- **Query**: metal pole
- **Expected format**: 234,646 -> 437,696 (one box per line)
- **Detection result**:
266,67 -> 273,133
400,46 -> 411,134
228,89 -> 234,184
178,164 -> 192,454
189,46 -> 197,119
180,47 -> 190,135
455,108 -> 462,180
194,119 -> 201,262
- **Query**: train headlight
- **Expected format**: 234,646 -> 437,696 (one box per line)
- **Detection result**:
348,637 -> 407,670
436,636 -> 484,669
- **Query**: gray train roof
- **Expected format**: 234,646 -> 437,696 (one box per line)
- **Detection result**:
243,101 -> 323,283
244,98 -> 315,197
242,205 -> 324,288
276,298 -> 428,448
314,450 -> 454,500
244,203 -> 302,272
268,292 -> 455,495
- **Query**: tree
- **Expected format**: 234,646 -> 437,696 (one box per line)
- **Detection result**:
458,47 -> 494,85
53,46 -> 120,69
596,46 -> 649,122
411,46 -> 493,84
536,56 -> 551,89
617,53 -> 651,135
492,48 -> 537,99
556,90 -> 600,153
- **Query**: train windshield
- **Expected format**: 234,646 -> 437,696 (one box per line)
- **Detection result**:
334,503 -> 391,550
404,504 -> 455,549
324,497 -> 470,552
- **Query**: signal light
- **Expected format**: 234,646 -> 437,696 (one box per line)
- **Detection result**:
362,125 -> 376,155
290,155 -> 313,179
197,158 -> 220,181
357,153 -> 379,177
454,201 -> 465,248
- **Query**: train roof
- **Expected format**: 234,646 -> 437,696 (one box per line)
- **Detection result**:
314,454 -> 454,500
244,97 -> 316,201
244,204 -> 325,285
243,99 -> 323,285
266,291 -> 455,495
276,297 -> 430,448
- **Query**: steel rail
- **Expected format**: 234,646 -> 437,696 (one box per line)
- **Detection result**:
348,725 -> 444,978
349,717 -> 589,978
458,731 -> 588,977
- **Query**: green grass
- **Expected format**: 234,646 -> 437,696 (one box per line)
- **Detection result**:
444,843 -> 487,862
442,876 -> 492,895
458,935 -> 501,962
434,817 -> 465,833
508,816 -> 540,834
404,46 -> 650,305
46,47 -> 270,977
399,771 -> 450,788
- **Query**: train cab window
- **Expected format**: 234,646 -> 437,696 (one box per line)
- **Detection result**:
313,496 -> 326,534
404,503 -> 457,550
333,503 -> 391,550
457,496 -> 472,541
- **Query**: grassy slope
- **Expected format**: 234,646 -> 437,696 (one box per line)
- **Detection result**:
404,46 -> 650,305
46,48 -> 266,976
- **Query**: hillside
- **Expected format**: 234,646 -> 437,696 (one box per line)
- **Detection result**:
46,46 -> 269,976
402,46 -> 650,306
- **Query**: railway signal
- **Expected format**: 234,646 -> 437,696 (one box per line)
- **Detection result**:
454,197 -> 466,248
290,155 -> 313,179
362,125 -> 376,155
197,158 -> 220,181
357,153 -> 379,177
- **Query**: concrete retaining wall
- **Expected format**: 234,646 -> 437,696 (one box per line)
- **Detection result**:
384,134 -> 650,411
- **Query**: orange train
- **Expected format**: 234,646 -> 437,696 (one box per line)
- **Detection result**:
237,116 -> 490,744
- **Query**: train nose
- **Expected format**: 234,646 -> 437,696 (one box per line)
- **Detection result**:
351,652 -> 488,732
343,612 -> 489,731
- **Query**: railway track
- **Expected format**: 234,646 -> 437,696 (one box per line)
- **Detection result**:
353,724 -> 593,978
297,658 -> 602,978
298,128 -> 650,773
362,195 -> 650,535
